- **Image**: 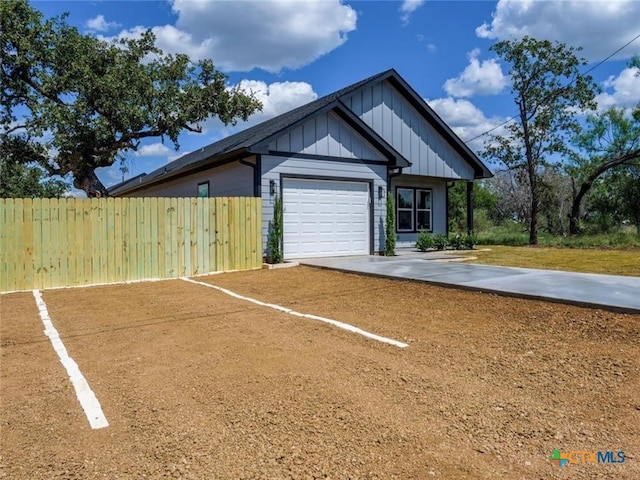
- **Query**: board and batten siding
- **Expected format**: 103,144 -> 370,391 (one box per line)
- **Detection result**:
391,174 -> 447,247
261,155 -> 387,254
343,80 -> 475,180
121,159 -> 255,198
268,111 -> 385,162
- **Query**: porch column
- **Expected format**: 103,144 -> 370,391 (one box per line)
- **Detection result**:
466,181 -> 474,234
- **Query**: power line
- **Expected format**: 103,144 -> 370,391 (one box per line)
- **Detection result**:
462,33 -> 640,144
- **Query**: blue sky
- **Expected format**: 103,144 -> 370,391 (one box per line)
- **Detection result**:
33,1 -> 640,189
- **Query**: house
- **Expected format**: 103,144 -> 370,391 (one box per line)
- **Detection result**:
110,69 -> 492,260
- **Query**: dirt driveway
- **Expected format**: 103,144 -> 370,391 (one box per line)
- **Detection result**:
1,266 -> 638,479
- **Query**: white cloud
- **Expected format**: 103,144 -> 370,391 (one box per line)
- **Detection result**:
135,143 -> 172,157
596,66 -> 640,111
443,49 -> 508,98
241,80 -> 318,121
427,97 -> 507,153
416,34 -> 436,53
400,0 -> 426,25
86,15 -> 121,32
199,79 -> 318,136
477,0 -> 640,62
110,0 -> 357,73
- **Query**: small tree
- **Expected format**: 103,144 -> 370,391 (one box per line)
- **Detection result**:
267,194 -> 283,264
485,36 -> 599,244
384,192 -> 396,256
567,106 -> 640,234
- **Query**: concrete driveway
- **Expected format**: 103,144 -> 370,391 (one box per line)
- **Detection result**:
299,251 -> 640,313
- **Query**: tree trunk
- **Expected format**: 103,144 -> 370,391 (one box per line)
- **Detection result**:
74,169 -> 109,197
568,183 -> 590,235
528,155 -> 539,245
529,191 -> 539,245
569,151 -> 640,234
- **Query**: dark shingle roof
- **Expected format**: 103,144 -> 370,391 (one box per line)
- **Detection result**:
111,70 -> 396,194
110,68 -> 491,195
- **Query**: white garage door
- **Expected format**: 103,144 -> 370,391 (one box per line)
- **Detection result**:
283,178 -> 370,259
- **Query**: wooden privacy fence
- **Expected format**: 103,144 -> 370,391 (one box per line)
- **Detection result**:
0,197 -> 262,292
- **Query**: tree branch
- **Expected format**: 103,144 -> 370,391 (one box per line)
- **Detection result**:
13,69 -> 69,108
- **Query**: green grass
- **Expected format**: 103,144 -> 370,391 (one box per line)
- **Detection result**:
474,224 -> 640,249
458,223 -> 640,275
464,245 -> 640,276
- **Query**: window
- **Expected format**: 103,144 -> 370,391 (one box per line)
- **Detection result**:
416,189 -> 432,231
397,188 -> 414,231
197,181 -> 209,198
396,187 -> 432,232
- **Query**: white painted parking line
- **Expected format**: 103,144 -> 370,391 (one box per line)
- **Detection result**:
180,277 -> 409,348
32,290 -> 109,430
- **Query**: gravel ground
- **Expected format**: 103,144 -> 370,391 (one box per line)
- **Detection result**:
1,266 -> 638,479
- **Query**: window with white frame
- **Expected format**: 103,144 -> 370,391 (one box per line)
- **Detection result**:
396,187 -> 432,232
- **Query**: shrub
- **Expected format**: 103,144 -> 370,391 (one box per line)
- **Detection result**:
384,192 -> 396,256
415,229 -> 434,251
463,231 -> 477,250
433,233 -> 449,250
449,233 -> 464,250
267,194 -> 283,264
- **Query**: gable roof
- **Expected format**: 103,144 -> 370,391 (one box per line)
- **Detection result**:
380,72 -> 492,179
110,69 -> 491,195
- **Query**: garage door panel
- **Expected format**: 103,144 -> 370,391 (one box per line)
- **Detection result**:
283,178 -> 370,259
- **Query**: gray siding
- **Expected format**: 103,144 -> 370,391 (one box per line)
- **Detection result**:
268,111 -> 385,161
344,80 -> 475,180
261,155 -> 387,255
121,158 -> 255,197
391,174 -> 447,248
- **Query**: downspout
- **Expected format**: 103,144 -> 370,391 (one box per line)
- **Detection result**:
239,156 -> 260,197
387,167 -> 403,193
387,167 -> 403,252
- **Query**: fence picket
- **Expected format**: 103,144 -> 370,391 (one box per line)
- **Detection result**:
0,197 -> 261,292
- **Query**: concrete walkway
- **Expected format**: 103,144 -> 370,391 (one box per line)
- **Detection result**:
299,250 -> 640,313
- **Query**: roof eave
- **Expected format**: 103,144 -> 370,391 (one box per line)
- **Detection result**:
111,147 -> 250,196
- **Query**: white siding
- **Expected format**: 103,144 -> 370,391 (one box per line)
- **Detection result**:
344,80 -> 475,180
121,159 -> 255,198
261,155 -> 387,255
391,174 -> 448,248
268,111 -> 385,161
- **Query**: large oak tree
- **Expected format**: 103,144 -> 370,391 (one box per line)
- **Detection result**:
1,0 -> 261,197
